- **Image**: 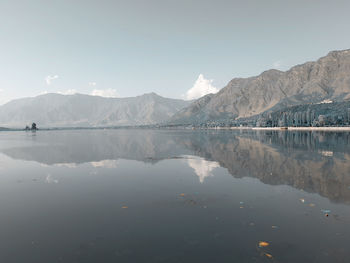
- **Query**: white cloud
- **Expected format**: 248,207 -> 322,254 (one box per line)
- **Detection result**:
89,82 -> 97,86
185,156 -> 220,183
91,88 -> 118,98
186,74 -> 219,100
45,75 -> 59,85
272,61 -> 282,69
90,159 -> 118,168
39,89 -> 77,96
57,89 -> 77,95
0,89 -> 3,92
54,163 -> 78,168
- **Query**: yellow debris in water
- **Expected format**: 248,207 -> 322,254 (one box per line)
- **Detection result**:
179,193 -> 185,197
259,241 -> 270,247
122,206 -> 128,209
309,203 -> 315,207
264,253 -> 273,259
240,206 -> 244,209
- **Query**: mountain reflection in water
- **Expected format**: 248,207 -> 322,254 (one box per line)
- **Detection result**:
1,129 -> 350,204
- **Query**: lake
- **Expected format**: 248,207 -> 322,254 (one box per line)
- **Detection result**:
0,129 -> 349,263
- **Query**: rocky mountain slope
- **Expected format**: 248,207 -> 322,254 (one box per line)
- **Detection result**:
170,49 -> 350,124
0,93 -> 190,128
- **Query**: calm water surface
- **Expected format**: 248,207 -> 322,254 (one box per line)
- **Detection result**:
0,129 -> 349,263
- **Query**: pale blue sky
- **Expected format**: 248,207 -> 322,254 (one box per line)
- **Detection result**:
1,0 -> 350,104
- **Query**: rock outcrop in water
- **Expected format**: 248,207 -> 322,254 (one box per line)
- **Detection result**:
170,49 -> 350,124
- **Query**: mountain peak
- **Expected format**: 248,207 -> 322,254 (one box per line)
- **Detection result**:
141,92 -> 161,97
327,48 -> 350,56
170,48 -> 350,124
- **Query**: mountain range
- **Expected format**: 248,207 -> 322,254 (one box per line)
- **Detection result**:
0,92 -> 190,128
170,49 -> 350,124
1,48 -> 350,128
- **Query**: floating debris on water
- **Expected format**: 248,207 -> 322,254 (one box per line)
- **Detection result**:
179,193 -> 186,197
122,206 -> 128,209
258,241 -> 269,247
271,226 -> 279,229
299,198 -> 305,203
264,253 -> 273,259
309,203 -> 316,207
321,209 -> 331,217
239,201 -> 244,205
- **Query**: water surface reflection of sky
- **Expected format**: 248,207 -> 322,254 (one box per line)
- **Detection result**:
0,129 -> 349,263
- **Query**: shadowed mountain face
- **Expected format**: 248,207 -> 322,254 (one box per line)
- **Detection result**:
1,129 -> 350,204
0,93 -> 191,128
170,49 -> 350,124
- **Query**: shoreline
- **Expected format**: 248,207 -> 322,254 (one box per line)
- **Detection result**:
1,126 -> 350,132
203,126 -> 350,131
253,127 -> 350,131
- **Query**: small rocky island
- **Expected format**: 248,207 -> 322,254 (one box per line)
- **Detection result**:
25,123 -> 38,131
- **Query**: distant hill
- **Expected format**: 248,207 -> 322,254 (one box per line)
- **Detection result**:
0,93 -> 190,128
170,49 -> 350,124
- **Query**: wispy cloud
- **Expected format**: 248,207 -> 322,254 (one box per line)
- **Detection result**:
89,82 -> 97,86
186,74 -> 219,100
57,89 -> 77,95
272,61 -> 282,69
39,89 -> 77,96
0,89 -> 4,92
39,91 -> 49,95
55,163 -> 77,168
90,159 -> 118,168
91,88 -> 118,98
45,75 -> 59,85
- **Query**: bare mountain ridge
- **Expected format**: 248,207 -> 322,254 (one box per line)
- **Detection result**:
0,92 -> 190,128
170,49 -> 350,124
